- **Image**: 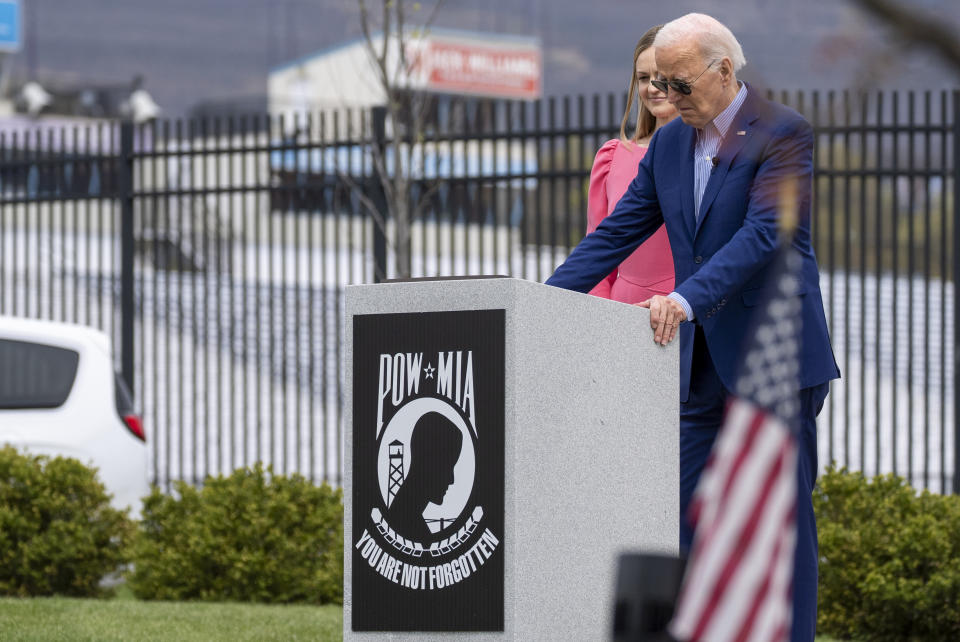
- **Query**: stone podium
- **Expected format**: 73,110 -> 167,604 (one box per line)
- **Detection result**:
344,277 -> 678,640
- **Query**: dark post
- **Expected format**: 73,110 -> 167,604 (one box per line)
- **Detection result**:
371,106 -> 388,283
953,91 -> 960,495
612,553 -> 686,642
119,120 -> 136,394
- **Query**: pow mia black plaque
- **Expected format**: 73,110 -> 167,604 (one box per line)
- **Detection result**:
352,309 -> 505,631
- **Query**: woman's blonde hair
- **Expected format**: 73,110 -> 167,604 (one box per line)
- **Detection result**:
620,24 -> 663,146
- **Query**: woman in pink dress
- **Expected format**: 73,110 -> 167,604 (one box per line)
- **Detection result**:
587,25 -> 678,303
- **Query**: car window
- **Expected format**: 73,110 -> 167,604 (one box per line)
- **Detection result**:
0,338 -> 80,409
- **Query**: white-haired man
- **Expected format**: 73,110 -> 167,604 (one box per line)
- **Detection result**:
546,12 -> 839,641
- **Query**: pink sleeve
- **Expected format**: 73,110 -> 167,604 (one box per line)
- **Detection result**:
586,140 -> 619,299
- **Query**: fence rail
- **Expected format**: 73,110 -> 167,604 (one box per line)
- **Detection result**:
0,89 -> 957,493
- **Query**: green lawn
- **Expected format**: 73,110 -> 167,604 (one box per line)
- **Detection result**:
0,587 -> 342,642
0,588 -> 846,641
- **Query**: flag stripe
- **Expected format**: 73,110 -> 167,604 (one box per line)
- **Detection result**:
719,410 -> 769,506
676,408 -> 790,628
671,406 -> 799,642
689,402 -> 764,533
688,432 -> 789,640
708,440 -> 797,639
745,506 -> 797,642
734,505 -> 797,642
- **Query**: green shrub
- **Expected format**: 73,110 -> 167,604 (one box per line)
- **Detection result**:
814,465 -> 960,641
0,445 -> 133,597
129,463 -> 343,604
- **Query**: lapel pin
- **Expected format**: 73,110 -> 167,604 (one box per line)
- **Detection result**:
736,130 -> 746,136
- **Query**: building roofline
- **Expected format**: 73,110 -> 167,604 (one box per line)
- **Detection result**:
270,34 -> 373,75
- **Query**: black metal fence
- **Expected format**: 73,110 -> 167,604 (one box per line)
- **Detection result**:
0,89 -> 957,493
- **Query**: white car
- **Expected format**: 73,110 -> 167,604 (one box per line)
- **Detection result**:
0,316 -> 148,515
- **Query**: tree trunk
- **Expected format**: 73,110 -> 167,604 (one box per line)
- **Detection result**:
393,181 -> 412,278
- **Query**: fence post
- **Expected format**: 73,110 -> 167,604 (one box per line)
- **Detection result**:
371,106 -> 388,283
953,90 -> 960,495
119,119 -> 135,395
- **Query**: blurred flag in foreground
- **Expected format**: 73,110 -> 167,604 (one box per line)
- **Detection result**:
669,187 -> 804,642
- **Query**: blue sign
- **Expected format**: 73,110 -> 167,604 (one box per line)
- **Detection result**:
0,1 -> 20,53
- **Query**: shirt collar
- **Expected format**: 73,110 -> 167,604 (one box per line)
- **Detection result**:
709,81 -> 748,139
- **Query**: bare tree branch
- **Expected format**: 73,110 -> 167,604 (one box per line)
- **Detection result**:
419,0 -> 446,34
335,168 -> 395,282
409,3 -> 446,149
357,0 -> 392,96
381,0 -> 392,72
337,169 -> 390,234
395,0 -> 408,80
354,0 -> 448,278
412,180 -> 443,219
850,0 -> 960,72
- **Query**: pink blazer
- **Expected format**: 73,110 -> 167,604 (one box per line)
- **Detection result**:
586,139 -> 674,302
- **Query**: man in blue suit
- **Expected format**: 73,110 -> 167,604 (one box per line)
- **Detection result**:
545,13 -> 839,642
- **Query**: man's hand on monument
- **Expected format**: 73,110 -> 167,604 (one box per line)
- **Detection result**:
636,296 -> 686,346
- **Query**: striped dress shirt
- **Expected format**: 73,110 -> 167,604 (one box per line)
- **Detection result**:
694,82 -> 748,219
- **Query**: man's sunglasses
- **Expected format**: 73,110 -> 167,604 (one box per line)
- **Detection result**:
650,59 -> 718,96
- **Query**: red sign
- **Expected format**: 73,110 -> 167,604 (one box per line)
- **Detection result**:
416,39 -> 541,100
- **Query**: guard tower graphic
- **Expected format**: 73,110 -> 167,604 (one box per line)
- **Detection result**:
387,439 -> 404,507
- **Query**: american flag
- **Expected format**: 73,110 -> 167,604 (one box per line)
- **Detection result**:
669,242 -> 804,642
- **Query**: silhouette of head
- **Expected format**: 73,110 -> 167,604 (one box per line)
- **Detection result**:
385,412 -> 465,541
404,412 -> 463,505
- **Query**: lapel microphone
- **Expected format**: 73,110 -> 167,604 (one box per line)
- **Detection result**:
711,156 -> 719,170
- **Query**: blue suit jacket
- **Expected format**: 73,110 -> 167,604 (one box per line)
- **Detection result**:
546,86 -> 839,402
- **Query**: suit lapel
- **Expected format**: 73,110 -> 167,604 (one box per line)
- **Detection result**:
677,125 -> 697,241
694,91 -> 762,238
